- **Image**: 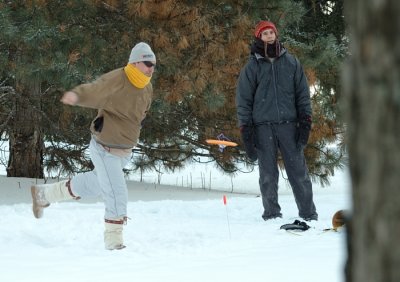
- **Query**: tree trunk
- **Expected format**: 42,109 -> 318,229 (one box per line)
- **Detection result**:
343,1 -> 400,281
7,80 -> 44,178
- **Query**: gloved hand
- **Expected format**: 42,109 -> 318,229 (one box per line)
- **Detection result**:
296,114 -> 312,150
240,125 -> 257,161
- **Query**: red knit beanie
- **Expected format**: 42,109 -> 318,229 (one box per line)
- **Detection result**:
254,21 -> 278,38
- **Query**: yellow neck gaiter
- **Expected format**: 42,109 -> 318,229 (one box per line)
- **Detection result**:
124,64 -> 151,89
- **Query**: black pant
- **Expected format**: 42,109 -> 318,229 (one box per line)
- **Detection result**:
255,122 -> 317,219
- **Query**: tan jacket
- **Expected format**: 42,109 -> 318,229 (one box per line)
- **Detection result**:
72,67 -> 153,149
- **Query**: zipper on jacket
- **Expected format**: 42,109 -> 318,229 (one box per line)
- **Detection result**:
270,61 -> 280,121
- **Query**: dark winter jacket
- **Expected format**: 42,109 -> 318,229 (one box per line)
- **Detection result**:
236,48 -> 311,126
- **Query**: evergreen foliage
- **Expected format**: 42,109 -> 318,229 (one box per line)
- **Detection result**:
0,0 -> 347,184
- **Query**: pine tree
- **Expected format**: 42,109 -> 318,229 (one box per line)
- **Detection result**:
281,0 -> 347,184
0,0 -> 131,177
126,0 -> 254,174
132,0 -> 347,184
0,0 -> 347,184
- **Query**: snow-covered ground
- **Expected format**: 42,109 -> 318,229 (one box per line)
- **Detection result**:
0,165 -> 351,282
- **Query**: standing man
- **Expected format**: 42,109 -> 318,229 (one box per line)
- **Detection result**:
31,42 -> 157,250
236,21 -> 318,221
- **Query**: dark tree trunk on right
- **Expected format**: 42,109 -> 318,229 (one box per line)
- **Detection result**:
343,1 -> 400,281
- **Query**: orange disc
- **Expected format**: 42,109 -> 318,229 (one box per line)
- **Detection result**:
206,139 -> 238,147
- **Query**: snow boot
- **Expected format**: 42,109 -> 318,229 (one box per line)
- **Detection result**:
302,213 -> 318,222
104,217 -> 127,250
31,180 -> 80,219
262,212 -> 282,221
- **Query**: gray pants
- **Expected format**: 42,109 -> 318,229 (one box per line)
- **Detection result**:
71,138 -> 130,219
255,122 -> 317,219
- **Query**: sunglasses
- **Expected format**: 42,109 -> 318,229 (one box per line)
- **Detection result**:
143,61 -> 156,68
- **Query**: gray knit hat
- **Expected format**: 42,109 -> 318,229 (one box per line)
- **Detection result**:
128,42 -> 156,63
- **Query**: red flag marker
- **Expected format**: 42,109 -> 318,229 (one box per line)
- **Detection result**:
222,195 -> 231,239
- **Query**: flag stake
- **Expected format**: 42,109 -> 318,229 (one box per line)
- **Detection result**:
223,195 -> 231,239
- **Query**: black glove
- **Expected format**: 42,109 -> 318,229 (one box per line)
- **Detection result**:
240,125 -> 257,161
296,114 -> 312,150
